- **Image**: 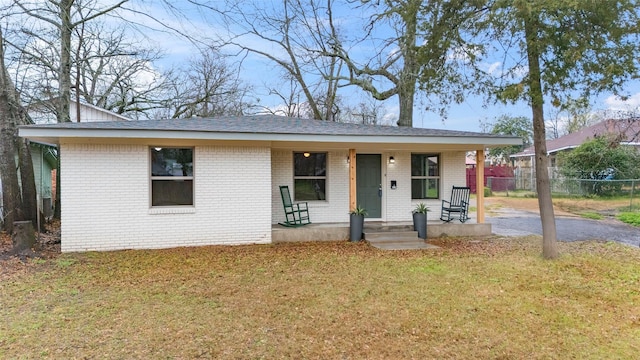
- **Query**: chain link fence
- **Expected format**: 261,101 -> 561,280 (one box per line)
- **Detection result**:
486,173 -> 640,210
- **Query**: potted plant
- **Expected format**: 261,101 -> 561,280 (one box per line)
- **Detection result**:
349,205 -> 367,242
412,203 -> 429,239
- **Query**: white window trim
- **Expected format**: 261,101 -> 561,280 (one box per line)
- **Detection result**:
149,147 -> 195,208
411,153 -> 441,200
293,152 -> 328,202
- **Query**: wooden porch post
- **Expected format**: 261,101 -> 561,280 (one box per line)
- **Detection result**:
476,149 -> 485,223
349,149 -> 356,211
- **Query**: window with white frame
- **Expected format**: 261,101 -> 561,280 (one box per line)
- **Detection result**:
150,147 -> 194,206
293,152 -> 326,201
411,153 -> 440,199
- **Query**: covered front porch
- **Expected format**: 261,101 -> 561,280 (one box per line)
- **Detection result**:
272,218 -> 491,243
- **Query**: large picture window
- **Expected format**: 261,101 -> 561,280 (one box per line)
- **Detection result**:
150,147 -> 194,206
294,152 -> 326,201
411,154 -> 440,199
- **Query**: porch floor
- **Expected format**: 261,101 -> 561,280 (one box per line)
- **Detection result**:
272,218 -> 492,244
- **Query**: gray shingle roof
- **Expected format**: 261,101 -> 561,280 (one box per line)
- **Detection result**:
24,114 -> 514,139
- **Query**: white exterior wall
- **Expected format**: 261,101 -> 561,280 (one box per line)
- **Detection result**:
440,151 -> 468,197
271,150 -> 468,224
272,150 -> 350,224
388,151 -> 467,221
61,143 -> 271,252
384,151 -> 413,221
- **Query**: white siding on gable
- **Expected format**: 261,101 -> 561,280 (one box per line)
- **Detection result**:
70,102 -> 129,122
61,143 -> 271,252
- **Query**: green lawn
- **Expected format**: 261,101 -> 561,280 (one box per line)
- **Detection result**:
1,237 -> 639,359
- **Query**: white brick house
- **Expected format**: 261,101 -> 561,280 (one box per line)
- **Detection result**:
20,116 -> 521,252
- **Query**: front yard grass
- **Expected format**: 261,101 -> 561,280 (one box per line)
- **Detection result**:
1,237 -> 639,359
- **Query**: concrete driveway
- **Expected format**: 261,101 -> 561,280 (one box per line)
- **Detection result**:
487,208 -> 640,247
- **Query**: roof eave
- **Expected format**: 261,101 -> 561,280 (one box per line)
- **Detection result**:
19,127 -> 522,147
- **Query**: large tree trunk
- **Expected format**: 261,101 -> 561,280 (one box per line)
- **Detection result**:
397,77 -> 415,127
52,0 -> 74,220
58,0 -> 73,124
17,139 -> 38,228
396,0 -> 418,128
0,30 -> 39,233
524,12 -> 558,259
0,33 -> 24,233
0,113 -> 23,234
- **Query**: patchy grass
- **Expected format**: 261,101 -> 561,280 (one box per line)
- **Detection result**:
487,196 -> 638,219
618,212 -> 640,227
489,190 -> 537,198
1,238 -> 639,359
579,212 -> 604,220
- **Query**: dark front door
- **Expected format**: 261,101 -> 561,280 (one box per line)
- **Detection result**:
356,154 -> 382,218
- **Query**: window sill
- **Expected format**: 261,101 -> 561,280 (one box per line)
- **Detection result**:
148,206 -> 196,215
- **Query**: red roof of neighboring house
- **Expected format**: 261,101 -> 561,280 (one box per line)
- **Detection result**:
511,119 -> 640,158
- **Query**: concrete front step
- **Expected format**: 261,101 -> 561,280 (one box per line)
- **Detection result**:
364,223 -> 415,233
364,231 -> 421,243
364,231 -> 439,250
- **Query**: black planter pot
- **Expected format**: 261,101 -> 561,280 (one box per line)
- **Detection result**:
350,214 -> 365,242
413,212 -> 427,239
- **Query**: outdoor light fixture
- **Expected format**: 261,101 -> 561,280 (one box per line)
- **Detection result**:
346,156 -> 350,164
303,152 -> 311,158
389,156 -> 395,164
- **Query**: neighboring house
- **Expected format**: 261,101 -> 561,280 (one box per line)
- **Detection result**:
29,142 -> 58,218
19,116 -> 521,252
511,119 -> 640,169
0,142 -> 57,222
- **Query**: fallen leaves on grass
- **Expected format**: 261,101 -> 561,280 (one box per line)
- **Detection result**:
1,237 -> 639,359
0,220 -> 61,280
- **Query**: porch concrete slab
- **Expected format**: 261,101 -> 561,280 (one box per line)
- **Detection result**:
272,223 -> 349,243
429,222 -> 492,237
272,221 -> 492,243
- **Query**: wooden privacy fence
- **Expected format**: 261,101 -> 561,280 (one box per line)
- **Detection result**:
466,165 -> 515,193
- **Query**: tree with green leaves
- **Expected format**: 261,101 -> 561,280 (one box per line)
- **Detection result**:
482,115 -> 532,161
562,137 -> 640,181
469,0 -> 640,259
558,136 -> 640,194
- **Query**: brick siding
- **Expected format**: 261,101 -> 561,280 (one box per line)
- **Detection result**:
61,143 -> 271,252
